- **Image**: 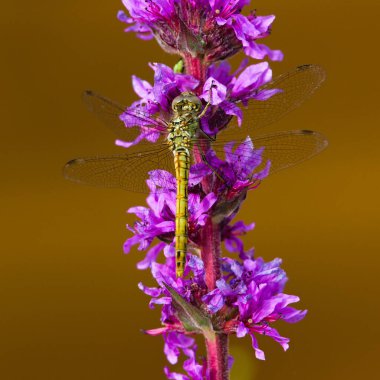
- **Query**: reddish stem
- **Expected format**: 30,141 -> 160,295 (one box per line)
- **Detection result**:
185,55 -> 229,379
205,334 -> 229,380
200,217 -> 222,290
183,53 -> 207,92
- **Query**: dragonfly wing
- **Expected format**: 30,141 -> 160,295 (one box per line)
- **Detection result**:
210,130 -> 328,177
83,90 -> 167,142
63,145 -> 175,193
218,64 -> 326,139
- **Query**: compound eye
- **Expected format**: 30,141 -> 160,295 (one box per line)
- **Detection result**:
172,94 -> 184,111
187,96 -> 202,110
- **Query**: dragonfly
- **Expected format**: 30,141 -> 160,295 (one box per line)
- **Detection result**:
64,64 -> 328,277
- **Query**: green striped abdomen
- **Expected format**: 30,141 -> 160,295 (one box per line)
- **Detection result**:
174,150 -> 190,277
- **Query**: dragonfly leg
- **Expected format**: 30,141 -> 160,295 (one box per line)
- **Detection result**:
197,80 -> 216,119
199,129 -> 216,141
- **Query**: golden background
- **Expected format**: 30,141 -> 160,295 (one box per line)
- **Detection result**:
1,0 -> 379,378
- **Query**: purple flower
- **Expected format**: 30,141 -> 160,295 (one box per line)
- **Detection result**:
140,251 -> 306,363
117,63 -> 199,148
117,6 -> 154,40
222,220 -> 255,260
124,135 -> 270,271
207,136 -> 271,191
118,0 -> 282,62
204,137 -> 271,223
116,60 -> 280,149
163,331 -> 195,365
124,169 -> 216,269
164,339 -> 206,380
141,250 -> 208,346
201,60 -> 281,129
204,257 -> 307,360
214,9 -> 284,61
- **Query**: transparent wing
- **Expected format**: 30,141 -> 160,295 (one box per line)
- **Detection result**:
218,64 -> 326,139
63,145 -> 175,193
209,129 -> 328,176
64,130 -> 327,193
83,90 -> 168,143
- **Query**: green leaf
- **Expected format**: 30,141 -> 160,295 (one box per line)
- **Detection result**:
162,282 -> 215,340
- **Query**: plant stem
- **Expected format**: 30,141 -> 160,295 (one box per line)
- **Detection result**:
205,334 -> 230,380
200,218 -> 221,290
185,55 -> 229,380
183,53 -> 207,90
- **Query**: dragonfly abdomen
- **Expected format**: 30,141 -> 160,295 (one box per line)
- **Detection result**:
174,149 -> 190,277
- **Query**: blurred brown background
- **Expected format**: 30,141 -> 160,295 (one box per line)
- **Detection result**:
1,0 -> 379,379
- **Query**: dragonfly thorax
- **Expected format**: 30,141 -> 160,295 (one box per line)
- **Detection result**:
167,116 -> 198,153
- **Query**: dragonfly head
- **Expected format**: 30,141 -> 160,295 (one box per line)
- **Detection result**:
172,92 -> 202,115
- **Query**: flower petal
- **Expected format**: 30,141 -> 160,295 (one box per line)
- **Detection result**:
250,333 -> 265,360
201,77 -> 227,105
